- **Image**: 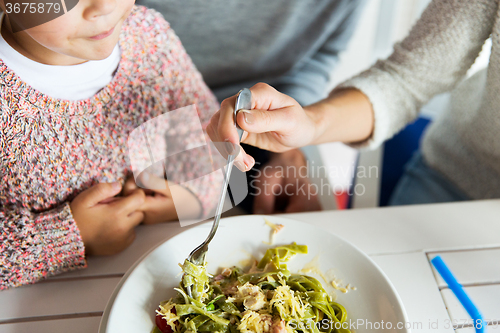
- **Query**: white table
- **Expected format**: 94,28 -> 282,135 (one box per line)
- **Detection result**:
1,200 -> 500,333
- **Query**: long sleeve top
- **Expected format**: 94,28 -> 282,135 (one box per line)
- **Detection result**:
340,0 -> 500,200
0,6 -> 220,289
136,0 -> 367,206
136,0 -> 366,106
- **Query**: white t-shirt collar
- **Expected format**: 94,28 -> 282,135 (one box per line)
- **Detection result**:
0,12 -> 121,101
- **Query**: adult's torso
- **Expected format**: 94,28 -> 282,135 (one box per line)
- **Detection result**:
137,0 -> 354,100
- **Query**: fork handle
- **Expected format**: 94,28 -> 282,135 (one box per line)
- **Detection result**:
187,89 -> 251,265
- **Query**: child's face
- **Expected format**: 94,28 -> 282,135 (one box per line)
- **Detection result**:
2,0 -> 135,65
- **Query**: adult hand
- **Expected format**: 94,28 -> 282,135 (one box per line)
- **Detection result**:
70,182 -> 145,256
207,83 -> 321,171
207,83 -> 374,172
251,149 -> 322,214
123,172 -> 202,224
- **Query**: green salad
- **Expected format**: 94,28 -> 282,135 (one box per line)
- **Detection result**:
153,243 -> 350,333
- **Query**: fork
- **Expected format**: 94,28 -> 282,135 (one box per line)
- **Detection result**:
185,89 -> 251,296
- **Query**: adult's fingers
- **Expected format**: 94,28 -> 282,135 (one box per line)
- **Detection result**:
231,144 -> 255,172
81,182 -> 122,207
215,83 -> 296,145
216,95 -> 241,145
215,96 -> 251,171
208,82 -> 300,170
248,82 -> 298,111
208,113 -> 254,172
236,82 -> 299,136
235,107 -> 295,135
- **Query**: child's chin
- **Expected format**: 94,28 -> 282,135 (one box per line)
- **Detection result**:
86,45 -> 117,61
78,37 -> 119,61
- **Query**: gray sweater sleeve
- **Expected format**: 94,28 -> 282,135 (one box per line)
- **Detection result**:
339,0 -> 498,149
274,0 -> 366,106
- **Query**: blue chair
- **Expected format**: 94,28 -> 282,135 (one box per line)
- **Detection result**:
379,116 -> 432,206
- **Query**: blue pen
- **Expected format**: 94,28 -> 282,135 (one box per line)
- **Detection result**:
431,256 -> 486,333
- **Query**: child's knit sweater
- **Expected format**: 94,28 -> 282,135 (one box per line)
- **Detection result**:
0,6 -> 220,289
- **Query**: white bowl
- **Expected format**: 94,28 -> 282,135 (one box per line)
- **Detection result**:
100,215 -> 409,333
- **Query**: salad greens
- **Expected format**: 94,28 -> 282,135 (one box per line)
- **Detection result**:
155,243 -> 351,333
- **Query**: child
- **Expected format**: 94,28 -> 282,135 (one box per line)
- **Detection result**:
0,0 -> 220,289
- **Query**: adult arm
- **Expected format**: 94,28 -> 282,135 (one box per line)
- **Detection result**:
208,0 -> 497,167
243,0 -> 366,213
335,0 -> 497,148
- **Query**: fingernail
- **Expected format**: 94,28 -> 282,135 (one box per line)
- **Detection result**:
234,160 -> 245,171
111,182 -> 121,191
247,155 -> 255,170
240,110 -> 254,125
224,140 -> 236,155
142,172 -> 149,182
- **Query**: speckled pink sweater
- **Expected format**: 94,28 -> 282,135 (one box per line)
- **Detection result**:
0,6 -> 220,289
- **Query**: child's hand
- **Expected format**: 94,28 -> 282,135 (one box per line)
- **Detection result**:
123,173 -> 177,224
70,182 -> 146,256
123,173 -> 202,224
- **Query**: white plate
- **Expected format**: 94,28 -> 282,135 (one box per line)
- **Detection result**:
100,215 -> 409,333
